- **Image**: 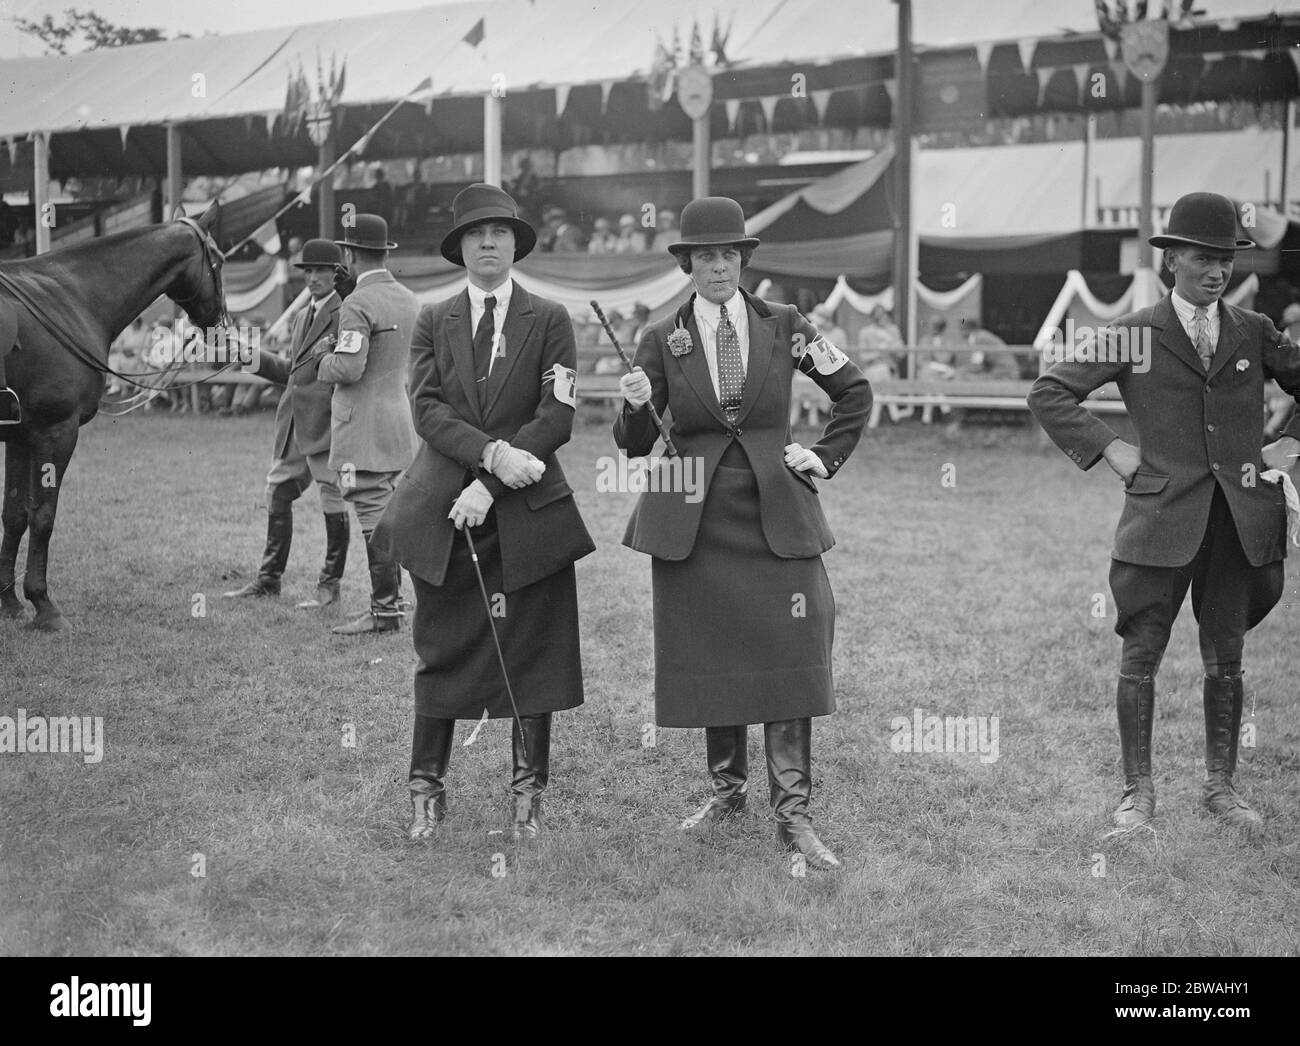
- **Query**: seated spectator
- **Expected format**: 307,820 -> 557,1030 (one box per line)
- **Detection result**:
615,214 -> 647,253
650,208 -> 679,252
588,217 -> 617,254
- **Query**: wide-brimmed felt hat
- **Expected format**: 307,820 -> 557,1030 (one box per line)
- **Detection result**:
1149,192 -> 1253,251
667,196 -> 759,253
440,183 -> 537,266
334,214 -> 398,251
293,238 -> 345,270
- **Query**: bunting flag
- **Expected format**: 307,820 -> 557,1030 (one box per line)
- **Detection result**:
600,80 -> 615,114
1072,63 -> 1091,102
462,17 -> 485,48
351,128 -> 374,157
1036,67 -> 1054,106
974,40 -> 995,74
810,89 -> 831,124
555,82 -> 571,118
758,95 -> 778,129
1102,35 -> 1119,61
120,125 -> 131,150
264,111 -> 277,137
1109,61 -> 1129,94
7,137 -> 18,167
1289,48 -> 1300,81
724,97 -> 742,133
1016,37 -> 1036,73
883,78 -> 896,103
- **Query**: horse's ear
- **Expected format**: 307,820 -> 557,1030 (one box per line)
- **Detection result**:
198,200 -> 221,231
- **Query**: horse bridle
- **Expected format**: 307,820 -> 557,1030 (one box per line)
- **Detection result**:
172,216 -> 232,328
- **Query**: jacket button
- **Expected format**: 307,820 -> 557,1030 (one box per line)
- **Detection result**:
1212,463 -> 1220,471
1207,424 -> 1215,432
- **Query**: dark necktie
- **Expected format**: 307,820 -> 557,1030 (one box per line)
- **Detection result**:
473,294 -> 496,407
716,303 -> 744,422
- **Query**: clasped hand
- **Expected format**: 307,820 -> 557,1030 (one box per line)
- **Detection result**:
488,441 -> 545,489
449,480 -> 494,530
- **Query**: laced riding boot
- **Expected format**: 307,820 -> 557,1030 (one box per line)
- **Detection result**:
1203,673 -> 1262,830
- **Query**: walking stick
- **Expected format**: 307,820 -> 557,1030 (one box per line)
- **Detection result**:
463,525 -> 527,758
590,299 -> 677,456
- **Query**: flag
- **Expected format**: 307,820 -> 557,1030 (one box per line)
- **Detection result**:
688,19 -> 704,63
463,17 -> 485,48
252,220 -> 281,256
710,13 -> 732,66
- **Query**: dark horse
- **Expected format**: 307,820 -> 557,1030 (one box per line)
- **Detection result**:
0,203 -> 227,631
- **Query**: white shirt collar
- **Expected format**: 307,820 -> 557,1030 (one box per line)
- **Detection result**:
1171,289 -> 1219,323
693,289 -> 745,326
468,277 -> 512,311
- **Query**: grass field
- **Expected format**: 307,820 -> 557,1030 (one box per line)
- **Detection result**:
2,408 -> 1299,956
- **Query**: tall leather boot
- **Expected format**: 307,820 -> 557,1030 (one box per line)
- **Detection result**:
333,530 -> 401,634
223,509 -> 292,597
407,715 -> 455,840
510,714 -> 551,840
680,725 -> 748,830
1112,674 -> 1156,828
297,512 -> 349,610
764,718 -> 841,871
1203,673 -> 1262,829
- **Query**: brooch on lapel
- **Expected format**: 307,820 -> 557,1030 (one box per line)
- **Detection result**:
1236,359 -> 1250,372
667,322 -> 693,357
320,333 -> 336,349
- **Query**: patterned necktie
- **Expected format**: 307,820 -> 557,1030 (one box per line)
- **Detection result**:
716,303 -> 744,423
473,294 -> 496,407
1193,306 -> 1213,370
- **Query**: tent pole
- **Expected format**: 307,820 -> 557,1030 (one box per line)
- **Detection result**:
892,0 -> 914,349
1137,79 -> 1156,272
484,93 -> 503,186
165,122 -> 183,221
692,114 -> 710,198
33,131 -> 51,254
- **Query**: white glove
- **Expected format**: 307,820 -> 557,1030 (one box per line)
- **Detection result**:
449,480 -> 495,530
620,367 -> 652,408
785,443 -> 829,479
485,441 -> 545,489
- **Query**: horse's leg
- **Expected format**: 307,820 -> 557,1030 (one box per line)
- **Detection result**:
1,439 -> 31,619
23,419 -> 80,631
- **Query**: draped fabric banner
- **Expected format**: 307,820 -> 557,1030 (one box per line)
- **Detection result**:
1033,269 -> 1259,349
224,256 -> 287,315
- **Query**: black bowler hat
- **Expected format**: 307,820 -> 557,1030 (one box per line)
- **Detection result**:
667,196 -> 760,253
334,213 -> 398,251
440,183 -> 537,266
293,238 -> 345,270
1149,192 -> 1254,251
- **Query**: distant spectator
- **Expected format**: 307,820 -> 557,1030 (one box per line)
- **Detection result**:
509,156 -> 541,222
614,214 -> 647,254
588,217 -> 617,254
957,317 -> 1017,380
371,168 -> 394,225
541,207 -> 586,253
650,208 -> 679,252
630,302 -> 652,346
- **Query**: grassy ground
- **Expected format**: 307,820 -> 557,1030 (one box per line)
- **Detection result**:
1,408 -> 1299,956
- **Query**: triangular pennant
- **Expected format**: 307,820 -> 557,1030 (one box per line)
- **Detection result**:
1072,63 -> 1090,103
810,89 -> 831,124
462,17 -> 485,48
1289,48 -> 1300,82
1036,66 -> 1054,106
265,111 -> 277,137
1110,61 -> 1129,94
1102,36 -> 1119,61
120,124 -> 131,150
883,78 -> 896,103
555,82 -> 571,118
6,137 -> 18,167
724,97 -> 741,133
973,41 -> 994,74
1016,37 -> 1036,73
599,80 -> 614,113
758,95 -> 778,129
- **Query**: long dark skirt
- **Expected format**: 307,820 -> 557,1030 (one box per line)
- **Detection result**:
412,515 -> 584,720
651,461 -> 835,728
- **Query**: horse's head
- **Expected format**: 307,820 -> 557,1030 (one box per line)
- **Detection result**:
168,201 -> 229,330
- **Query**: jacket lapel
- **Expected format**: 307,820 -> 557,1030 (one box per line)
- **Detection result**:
673,295 -> 730,426
1207,301 -> 1244,381
298,292 -> 337,356
1155,295 -> 1208,377
482,280 -> 536,419
445,289 -> 480,423
736,297 -> 774,425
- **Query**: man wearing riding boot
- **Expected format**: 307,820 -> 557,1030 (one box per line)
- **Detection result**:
372,183 -> 594,842
614,196 -> 872,871
316,214 -> 419,635
1030,191 -> 1300,833
224,239 -> 351,608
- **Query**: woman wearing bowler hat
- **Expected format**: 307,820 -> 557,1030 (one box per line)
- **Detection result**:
614,196 -> 873,871
373,184 -> 594,842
